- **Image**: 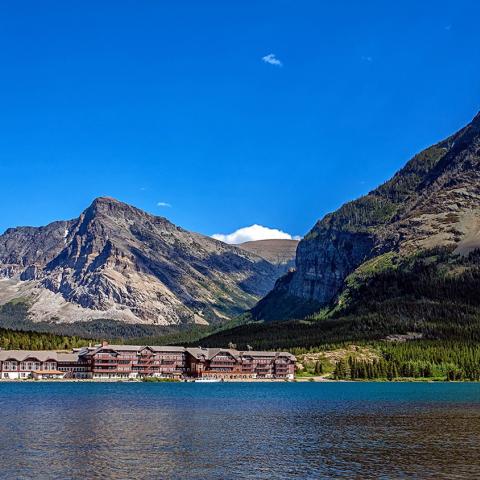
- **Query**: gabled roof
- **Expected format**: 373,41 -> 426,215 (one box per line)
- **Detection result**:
206,348 -> 240,361
185,347 -> 295,361
83,345 -> 143,356
86,345 -> 186,356
186,347 -> 234,360
57,353 -> 80,362
107,345 -> 144,351
0,350 -> 58,362
185,348 -> 208,360
150,346 -> 185,352
239,351 -> 296,360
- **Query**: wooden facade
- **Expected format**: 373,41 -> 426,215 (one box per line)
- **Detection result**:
84,344 -> 186,379
185,348 -> 296,380
0,344 -> 295,380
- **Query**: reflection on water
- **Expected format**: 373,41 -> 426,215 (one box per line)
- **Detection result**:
0,382 -> 479,479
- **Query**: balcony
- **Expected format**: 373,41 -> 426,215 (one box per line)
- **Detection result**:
206,368 -> 237,372
209,363 -> 240,367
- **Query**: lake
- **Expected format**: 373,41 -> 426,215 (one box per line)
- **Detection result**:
0,382 -> 479,479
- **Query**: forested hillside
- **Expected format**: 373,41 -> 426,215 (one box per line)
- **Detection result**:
198,247 -> 480,349
254,111 -> 480,322
295,341 -> 480,382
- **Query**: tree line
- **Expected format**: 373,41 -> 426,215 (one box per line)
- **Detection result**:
332,341 -> 480,381
0,327 -> 90,351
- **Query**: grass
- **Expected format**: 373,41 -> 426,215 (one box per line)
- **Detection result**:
142,377 -> 180,383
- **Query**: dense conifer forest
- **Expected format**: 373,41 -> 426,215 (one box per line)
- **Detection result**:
0,327 -> 90,351
329,341 -> 480,381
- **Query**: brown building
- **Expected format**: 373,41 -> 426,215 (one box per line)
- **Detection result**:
57,351 -> 91,379
83,343 -> 185,379
0,344 -> 295,380
185,347 -> 295,380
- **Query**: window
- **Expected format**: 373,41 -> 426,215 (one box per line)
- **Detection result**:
5,361 -> 18,371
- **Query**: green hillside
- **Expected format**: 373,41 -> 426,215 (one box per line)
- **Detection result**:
197,247 -> 480,349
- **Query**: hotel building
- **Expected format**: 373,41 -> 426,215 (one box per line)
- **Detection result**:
0,350 -> 63,379
0,343 -> 295,380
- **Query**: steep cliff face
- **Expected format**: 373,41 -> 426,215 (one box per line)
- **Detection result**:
0,221 -> 72,278
288,230 -> 375,304
0,198 -> 281,327
254,111 -> 480,320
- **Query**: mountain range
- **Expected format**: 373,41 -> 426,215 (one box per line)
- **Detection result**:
0,198 -> 295,334
252,111 -> 480,320
2,111 -> 480,345
198,110 -> 480,349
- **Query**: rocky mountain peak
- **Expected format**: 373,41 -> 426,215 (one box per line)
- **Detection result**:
85,196 -> 145,221
0,198 -> 285,330
81,196 -> 175,233
253,109 -> 480,321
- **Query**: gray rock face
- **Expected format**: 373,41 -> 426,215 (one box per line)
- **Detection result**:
0,221 -> 71,273
258,111 -> 480,318
0,197 -> 281,326
288,230 -> 374,303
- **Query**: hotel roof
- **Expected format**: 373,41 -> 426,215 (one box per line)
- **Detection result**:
240,351 -> 296,359
0,350 -> 58,362
186,348 -> 240,361
0,346 -> 295,362
56,352 -> 80,362
84,345 -> 186,355
186,348 -> 295,361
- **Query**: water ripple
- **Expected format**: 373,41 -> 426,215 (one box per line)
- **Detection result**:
0,382 -> 479,479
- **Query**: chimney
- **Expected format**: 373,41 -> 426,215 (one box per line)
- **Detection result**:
102,340 -> 109,347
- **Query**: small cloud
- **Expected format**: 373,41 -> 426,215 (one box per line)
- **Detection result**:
445,24 -> 452,31
157,202 -> 171,208
140,187 -> 148,191
212,224 -> 300,244
361,55 -> 373,63
262,53 -> 283,67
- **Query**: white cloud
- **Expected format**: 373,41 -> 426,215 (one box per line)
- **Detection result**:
157,201 -> 171,208
212,224 -> 300,244
262,53 -> 283,67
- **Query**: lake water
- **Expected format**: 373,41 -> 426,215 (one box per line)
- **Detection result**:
0,382 -> 479,479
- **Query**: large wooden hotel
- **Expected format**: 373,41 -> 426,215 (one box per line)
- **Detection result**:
0,342 -> 295,380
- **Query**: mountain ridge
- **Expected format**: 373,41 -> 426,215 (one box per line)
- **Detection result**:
253,110 -> 480,321
0,197 -> 285,331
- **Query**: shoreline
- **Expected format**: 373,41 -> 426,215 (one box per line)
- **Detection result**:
0,377 -> 473,384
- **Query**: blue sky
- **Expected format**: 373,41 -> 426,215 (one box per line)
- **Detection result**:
1,1 -> 479,241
